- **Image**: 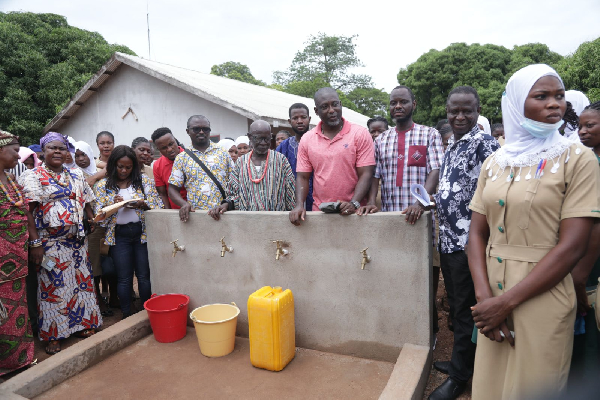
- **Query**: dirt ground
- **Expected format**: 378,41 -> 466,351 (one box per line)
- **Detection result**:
423,277 -> 472,399
4,277 -> 471,399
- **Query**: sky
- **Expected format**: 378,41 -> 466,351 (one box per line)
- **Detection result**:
1,0 -> 599,92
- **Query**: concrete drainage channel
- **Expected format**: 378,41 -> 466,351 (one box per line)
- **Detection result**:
0,313 -> 430,399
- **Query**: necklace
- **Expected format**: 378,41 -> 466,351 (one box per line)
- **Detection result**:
0,174 -> 24,207
247,150 -> 269,184
43,164 -> 71,188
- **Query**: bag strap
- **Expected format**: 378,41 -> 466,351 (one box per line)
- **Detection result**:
184,148 -> 227,201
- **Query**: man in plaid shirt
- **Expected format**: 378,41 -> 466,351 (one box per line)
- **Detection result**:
362,86 -> 444,223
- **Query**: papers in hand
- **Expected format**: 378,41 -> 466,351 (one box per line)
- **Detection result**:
94,198 -> 141,222
410,184 -> 431,207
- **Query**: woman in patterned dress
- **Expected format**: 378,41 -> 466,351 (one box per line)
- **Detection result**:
19,132 -> 102,355
0,130 -> 39,373
95,146 -> 163,319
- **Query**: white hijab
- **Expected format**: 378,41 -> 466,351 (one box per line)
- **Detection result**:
491,64 -> 572,170
75,140 -> 97,176
65,136 -> 78,169
235,136 -> 249,146
564,90 -> 590,141
477,115 -> 491,135
218,139 -> 236,152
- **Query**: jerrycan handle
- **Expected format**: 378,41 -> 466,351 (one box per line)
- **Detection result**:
265,287 -> 283,298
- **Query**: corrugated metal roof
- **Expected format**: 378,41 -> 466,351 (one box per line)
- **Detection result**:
44,52 -> 371,133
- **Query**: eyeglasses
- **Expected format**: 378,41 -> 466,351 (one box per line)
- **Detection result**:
189,126 -> 211,134
250,136 -> 271,144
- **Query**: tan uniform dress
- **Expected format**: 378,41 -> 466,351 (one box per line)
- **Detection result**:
469,143 -> 600,400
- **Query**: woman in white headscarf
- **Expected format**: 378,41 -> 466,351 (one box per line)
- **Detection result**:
477,115 -> 491,136
74,141 -> 97,177
218,139 -> 238,163
235,136 -> 250,156
563,90 -> 591,142
467,64 -> 600,399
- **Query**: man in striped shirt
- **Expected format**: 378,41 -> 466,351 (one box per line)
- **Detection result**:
209,120 -> 295,219
362,86 -> 444,222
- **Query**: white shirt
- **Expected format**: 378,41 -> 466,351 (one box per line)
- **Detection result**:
116,187 -> 140,225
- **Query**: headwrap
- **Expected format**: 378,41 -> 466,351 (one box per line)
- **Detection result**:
75,140 -> 97,176
477,115 -> 491,135
564,90 -> 590,142
487,64 -> 574,176
18,147 -> 40,168
0,130 -> 19,148
64,136 -> 77,169
218,139 -> 236,152
40,132 -> 75,153
28,144 -> 42,153
235,136 -> 250,146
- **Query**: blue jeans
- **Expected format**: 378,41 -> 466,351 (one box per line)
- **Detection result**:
110,222 -> 151,317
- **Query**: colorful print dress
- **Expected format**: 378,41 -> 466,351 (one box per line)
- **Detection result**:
0,180 -> 34,374
19,166 -> 102,341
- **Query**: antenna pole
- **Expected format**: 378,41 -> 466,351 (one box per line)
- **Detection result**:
147,1 -> 151,59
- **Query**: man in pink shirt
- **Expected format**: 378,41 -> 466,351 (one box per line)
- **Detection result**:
290,87 -> 375,225
151,127 -> 187,209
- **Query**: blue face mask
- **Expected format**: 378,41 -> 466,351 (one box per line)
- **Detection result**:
520,118 -> 564,139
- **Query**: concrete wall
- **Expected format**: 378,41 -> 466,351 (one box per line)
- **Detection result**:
59,65 -> 249,148
146,210 -> 433,362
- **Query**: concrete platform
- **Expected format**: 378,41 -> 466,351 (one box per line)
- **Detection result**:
34,328 -> 394,400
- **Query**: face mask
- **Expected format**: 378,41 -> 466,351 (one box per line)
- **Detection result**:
520,118 -> 563,139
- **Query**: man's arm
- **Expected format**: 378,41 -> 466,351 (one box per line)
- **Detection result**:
289,172 -> 311,226
156,186 -> 171,209
340,165 -> 374,215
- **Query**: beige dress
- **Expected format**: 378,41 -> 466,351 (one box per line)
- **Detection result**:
469,143 -> 600,400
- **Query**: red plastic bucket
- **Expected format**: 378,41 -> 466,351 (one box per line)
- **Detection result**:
144,293 -> 190,343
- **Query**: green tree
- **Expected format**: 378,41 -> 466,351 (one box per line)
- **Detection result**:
210,61 -> 265,86
274,33 -> 373,94
346,87 -> 389,121
397,42 -> 563,127
557,37 -> 600,103
0,12 -> 135,144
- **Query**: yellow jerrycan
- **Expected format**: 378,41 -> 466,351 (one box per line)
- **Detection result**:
248,286 -> 295,371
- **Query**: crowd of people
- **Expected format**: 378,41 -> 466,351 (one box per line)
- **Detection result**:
0,63 -> 598,400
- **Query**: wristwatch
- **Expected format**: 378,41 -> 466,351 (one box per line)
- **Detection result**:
350,200 -> 360,209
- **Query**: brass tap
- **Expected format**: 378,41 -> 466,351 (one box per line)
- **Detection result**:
220,237 -> 233,257
360,247 -> 372,270
170,239 -> 185,258
272,240 -> 289,260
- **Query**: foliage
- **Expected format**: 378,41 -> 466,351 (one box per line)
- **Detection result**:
557,37 -> 600,104
210,61 -> 265,86
0,12 -> 135,145
274,33 -> 373,93
397,42 -> 563,126
272,33 -> 386,119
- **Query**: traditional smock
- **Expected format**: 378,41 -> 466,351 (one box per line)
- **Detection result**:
469,144 -> 600,399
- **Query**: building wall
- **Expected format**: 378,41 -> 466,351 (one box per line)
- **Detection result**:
59,65 -> 249,148
146,210 -> 433,362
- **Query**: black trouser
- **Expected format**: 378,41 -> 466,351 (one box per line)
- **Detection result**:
440,250 -> 477,383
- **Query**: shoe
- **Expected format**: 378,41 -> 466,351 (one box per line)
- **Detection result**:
428,377 -> 466,400
433,361 -> 450,375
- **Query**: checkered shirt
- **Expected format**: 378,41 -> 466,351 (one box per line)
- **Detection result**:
374,123 -> 444,211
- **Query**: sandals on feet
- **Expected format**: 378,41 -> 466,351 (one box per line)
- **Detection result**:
74,329 -> 96,339
45,340 -> 61,355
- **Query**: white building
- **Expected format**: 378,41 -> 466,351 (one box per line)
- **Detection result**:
44,52 -> 371,148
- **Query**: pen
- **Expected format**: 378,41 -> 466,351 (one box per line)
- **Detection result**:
534,159 -> 543,179
540,159 -> 547,177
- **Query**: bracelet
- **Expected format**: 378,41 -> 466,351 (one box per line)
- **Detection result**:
29,238 -> 42,247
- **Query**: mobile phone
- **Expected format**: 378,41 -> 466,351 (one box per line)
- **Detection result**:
41,256 -> 56,272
